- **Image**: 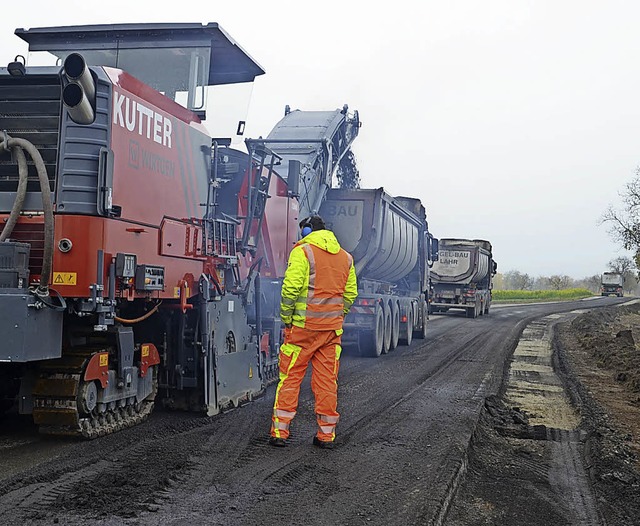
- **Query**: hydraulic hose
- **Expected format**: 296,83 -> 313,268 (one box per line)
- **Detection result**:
115,302 -> 162,324
0,134 -> 54,295
0,145 -> 28,242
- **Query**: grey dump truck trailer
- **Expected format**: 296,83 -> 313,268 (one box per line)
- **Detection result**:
430,238 -> 497,318
320,188 -> 438,357
601,272 -> 624,297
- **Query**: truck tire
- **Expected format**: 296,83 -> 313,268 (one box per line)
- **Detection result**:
466,304 -> 476,318
382,302 -> 392,354
359,304 -> 384,357
400,308 -> 413,346
390,301 -> 400,350
414,300 -> 428,339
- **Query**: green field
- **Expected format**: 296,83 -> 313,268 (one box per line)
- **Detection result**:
492,288 -> 594,303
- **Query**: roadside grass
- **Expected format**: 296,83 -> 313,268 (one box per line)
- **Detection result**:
492,288 -> 594,304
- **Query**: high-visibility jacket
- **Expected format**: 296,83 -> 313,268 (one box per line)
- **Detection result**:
280,229 -> 357,330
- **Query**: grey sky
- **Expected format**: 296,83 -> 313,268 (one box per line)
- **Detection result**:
1,1 -> 637,279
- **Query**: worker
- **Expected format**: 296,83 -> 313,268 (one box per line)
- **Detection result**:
269,215 -> 357,449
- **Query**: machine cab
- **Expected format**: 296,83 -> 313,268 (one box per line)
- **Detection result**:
12,23 -> 265,140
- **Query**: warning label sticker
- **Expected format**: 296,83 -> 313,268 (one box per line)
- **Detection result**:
53,272 -> 77,285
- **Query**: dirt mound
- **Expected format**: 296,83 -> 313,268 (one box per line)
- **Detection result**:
569,303 -> 640,393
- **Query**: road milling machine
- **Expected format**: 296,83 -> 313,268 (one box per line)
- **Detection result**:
0,23 -> 364,439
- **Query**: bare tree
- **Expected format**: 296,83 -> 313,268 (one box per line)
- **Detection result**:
607,256 -> 635,275
548,275 -> 573,290
601,168 -> 640,253
504,270 -> 533,290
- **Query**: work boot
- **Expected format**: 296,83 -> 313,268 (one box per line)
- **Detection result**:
269,436 -> 286,447
313,436 -> 335,449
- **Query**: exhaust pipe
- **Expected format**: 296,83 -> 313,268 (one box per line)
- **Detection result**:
62,53 -> 96,124
62,82 -> 94,125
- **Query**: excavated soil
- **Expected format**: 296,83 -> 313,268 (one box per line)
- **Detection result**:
555,302 -> 640,525
447,302 -> 640,525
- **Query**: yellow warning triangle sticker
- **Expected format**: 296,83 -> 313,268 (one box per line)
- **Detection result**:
54,274 -> 64,284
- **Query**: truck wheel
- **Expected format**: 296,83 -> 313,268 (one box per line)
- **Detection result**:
484,302 -> 490,315
400,308 -> 413,346
414,300 -> 428,339
390,302 -> 400,350
359,304 -> 384,357
382,302 -> 392,354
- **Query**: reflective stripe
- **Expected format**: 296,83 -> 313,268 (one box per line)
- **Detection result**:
281,297 -> 295,306
320,425 -> 334,433
305,309 -> 343,319
302,245 -> 316,296
308,297 -> 344,305
318,414 -> 340,424
273,343 -> 301,438
274,409 -> 296,419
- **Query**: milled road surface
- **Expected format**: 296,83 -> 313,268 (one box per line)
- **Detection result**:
0,297 -> 626,525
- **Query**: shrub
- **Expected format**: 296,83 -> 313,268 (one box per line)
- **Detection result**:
492,288 -> 593,302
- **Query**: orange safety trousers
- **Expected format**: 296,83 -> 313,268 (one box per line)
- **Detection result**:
271,325 -> 342,442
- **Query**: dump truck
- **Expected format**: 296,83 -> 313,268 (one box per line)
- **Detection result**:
430,238 -> 497,318
319,188 -> 438,357
601,272 -> 624,297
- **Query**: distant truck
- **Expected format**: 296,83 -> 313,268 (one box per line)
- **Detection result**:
430,239 -> 497,318
321,188 -> 438,357
601,272 -> 624,297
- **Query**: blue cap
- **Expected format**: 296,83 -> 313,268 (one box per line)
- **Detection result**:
301,226 -> 312,237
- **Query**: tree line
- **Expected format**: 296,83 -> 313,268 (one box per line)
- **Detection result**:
494,256 -> 639,294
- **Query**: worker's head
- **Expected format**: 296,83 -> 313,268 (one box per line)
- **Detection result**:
299,215 -> 326,237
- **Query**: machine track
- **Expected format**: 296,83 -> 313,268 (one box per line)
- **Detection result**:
32,346 -> 157,439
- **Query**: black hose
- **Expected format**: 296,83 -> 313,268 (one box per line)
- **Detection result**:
0,146 -> 28,242
0,134 -> 54,294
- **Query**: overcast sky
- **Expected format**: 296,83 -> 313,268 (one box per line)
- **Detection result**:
1,1 -> 638,279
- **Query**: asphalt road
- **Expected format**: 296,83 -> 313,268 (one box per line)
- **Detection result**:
0,296 -> 626,526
